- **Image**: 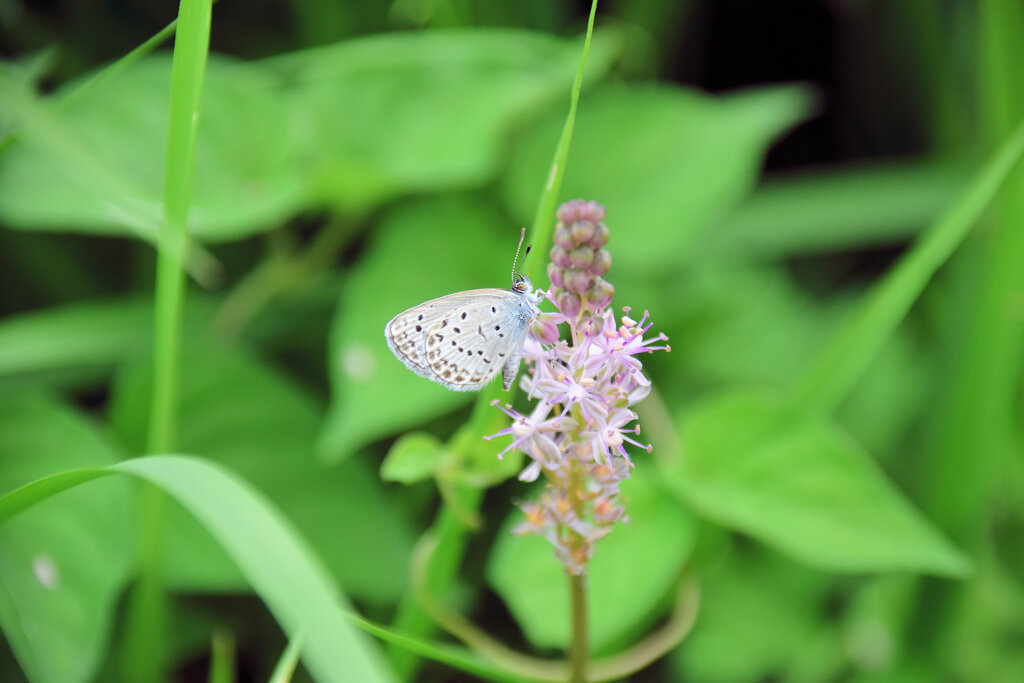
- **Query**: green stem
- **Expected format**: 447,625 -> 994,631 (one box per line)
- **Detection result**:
128,1 -> 213,681
568,572 -> 589,683
521,0 -> 599,281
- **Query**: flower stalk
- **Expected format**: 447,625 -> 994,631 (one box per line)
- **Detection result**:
487,199 -> 670,677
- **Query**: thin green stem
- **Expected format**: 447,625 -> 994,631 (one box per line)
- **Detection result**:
127,1 -> 213,681
521,0 -> 599,281
568,572 -> 589,683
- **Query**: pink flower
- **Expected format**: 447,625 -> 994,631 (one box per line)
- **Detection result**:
486,200 -> 669,574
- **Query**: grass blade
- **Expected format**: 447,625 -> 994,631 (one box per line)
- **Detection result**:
790,120 -> 1024,413
0,455 -> 397,683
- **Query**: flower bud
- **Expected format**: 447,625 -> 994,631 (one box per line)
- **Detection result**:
586,278 -> 615,309
589,221 -> 609,248
530,316 -> 560,344
592,249 -> 611,276
563,269 -> 590,294
569,246 -> 594,269
570,219 -> 596,244
547,262 -> 564,289
582,201 -> 606,223
551,245 -> 571,268
554,223 -> 575,249
555,290 -> 582,318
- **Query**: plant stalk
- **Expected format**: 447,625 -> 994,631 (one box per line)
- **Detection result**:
569,571 -> 589,683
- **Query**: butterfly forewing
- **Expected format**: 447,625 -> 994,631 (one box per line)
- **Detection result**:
386,288 -> 537,392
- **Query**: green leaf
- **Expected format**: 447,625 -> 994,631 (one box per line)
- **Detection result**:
501,83 -> 815,274
381,432 -> 444,483
0,394 -> 131,683
670,551 -> 836,683
0,455 -> 397,683
663,263 -> 930,458
710,159 -> 969,258
487,463 -> 698,651
108,346 -> 414,604
319,195 -> 517,463
266,28 -> 616,212
0,55 -> 305,242
669,390 -> 971,576
0,297 -> 151,391
791,120 -> 1024,413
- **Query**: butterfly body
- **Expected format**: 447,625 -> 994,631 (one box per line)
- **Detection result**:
385,279 -> 542,392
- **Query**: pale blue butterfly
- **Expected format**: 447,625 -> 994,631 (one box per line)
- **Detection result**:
384,231 -> 542,391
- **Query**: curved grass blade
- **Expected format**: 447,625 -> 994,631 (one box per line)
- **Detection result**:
0,455 -> 396,683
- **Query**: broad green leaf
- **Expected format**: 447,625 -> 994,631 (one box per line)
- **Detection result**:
501,83 -> 815,274
108,347 -> 414,604
709,159 -> 968,257
0,297 -> 151,391
671,550 -> 836,683
265,28 -> 617,212
319,195 -> 515,463
660,263 -> 929,458
669,390 -> 970,576
0,394 -> 131,683
487,463 -> 697,651
0,296 -> 218,394
381,432 -> 445,483
0,455 -> 397,683
0,55 -> 305,242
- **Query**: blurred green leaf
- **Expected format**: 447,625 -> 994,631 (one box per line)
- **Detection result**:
487,463 -> 697,651
108,346 -> 414,605
380,432 -> 444,483
709,159 -> 969,257
671,551 -> 837,683
319,195 -> 514,463
501,82 -> 815,275
0,55 -> 305,242
791,121 -> 1024,414
266,28 -> 618,212
0,393 -> 131,683
662,263 -> 930,458
0,297 -> 151,391
0,455 -> 397,683
668,390 -> 970,576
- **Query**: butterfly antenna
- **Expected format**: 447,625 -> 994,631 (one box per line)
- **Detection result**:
511,227 -> 528,283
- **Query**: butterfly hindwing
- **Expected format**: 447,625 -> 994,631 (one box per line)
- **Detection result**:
422,290 -> 528,391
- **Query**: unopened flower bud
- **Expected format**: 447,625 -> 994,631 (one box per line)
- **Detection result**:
554,224 -> 575,249
530,316 -> 560,344
570,219 -> 596,244
587,278 -> 615,309
555,290 -> 582,318
547,263 -> 564,289
589,221 -> 609,248
563,269 -> 590,294
551,246 -> 571,268
582,201 -> 606,223
592,249 -> 611,276
569,246 -> 594,269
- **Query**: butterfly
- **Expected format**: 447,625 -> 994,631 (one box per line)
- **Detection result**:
384,231 -> 542,392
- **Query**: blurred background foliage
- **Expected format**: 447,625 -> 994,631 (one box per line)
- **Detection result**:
1,0 -> 1023,682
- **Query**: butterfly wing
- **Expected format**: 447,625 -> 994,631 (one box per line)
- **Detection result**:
385,294 -> 458,382
424,290 -> 536,391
